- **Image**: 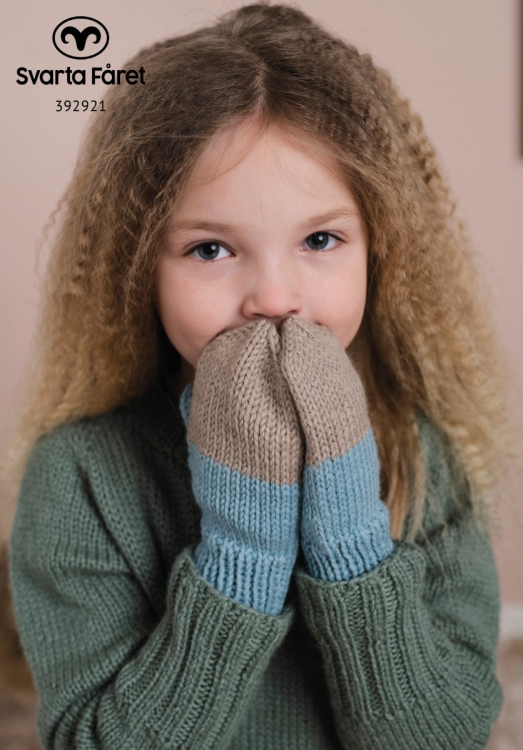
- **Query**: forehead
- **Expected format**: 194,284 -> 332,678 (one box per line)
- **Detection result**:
188,118 -> 347,189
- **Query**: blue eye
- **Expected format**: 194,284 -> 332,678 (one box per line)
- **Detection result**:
185,232 -> 344,262
186,241 -> 229,262
304,232 -> 341,252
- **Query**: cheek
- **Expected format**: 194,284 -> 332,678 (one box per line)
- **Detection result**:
156,266 -> 228,357
157,263 -> 200,320
156,266 -> 192,336
321,270 -> 366,348
345,274 -> 367,329
326,266 -> 366,311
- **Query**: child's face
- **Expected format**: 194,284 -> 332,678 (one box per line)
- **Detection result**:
156,120 -> 368,388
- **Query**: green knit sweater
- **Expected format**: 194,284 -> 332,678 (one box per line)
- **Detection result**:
8,380 -> 503,749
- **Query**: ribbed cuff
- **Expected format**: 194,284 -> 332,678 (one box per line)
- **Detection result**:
302,521 -> 396,583
192,540 -> 296,616
293,539 -> 503,747
131,546 -> 295,748
301,430 -> 394,582
186,440 -> 301,615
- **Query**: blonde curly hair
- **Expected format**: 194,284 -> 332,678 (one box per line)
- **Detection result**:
1,0 -> 522,551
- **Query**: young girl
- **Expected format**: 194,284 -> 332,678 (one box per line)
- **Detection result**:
2,2 -> 522,748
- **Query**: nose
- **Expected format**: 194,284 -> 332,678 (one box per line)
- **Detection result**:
229,255 -> 303,337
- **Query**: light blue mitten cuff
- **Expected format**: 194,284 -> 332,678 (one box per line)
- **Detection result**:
178,379 -> 300,615
301,428 -> 396,583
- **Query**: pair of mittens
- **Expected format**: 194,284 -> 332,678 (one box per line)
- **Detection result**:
180,315 -> 395,609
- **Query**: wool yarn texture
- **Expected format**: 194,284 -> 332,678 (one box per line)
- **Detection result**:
179,318 -> 305,615
278,315 -> 395,582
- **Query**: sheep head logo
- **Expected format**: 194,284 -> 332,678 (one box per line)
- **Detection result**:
52,17 -> 109,60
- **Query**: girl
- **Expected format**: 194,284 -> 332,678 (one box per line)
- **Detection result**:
2,2 -> 522,748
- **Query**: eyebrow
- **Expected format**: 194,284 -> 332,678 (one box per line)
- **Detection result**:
169,207 -> 360,233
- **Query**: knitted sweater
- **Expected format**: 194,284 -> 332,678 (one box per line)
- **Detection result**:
8,379 -> 503,750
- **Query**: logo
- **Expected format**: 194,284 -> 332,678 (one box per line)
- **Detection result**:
52,17 -> 109,60
16,15 -> 144,99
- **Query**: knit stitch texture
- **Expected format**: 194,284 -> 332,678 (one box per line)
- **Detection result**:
179,319 -> 304,616
8,378 -> 503,749
278,315 -> 396,581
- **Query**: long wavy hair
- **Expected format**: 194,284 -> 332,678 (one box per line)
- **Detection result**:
2,1 -> 522,553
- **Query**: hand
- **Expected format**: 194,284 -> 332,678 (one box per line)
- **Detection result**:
278,315 -> 395,582
180,319 -> 305,614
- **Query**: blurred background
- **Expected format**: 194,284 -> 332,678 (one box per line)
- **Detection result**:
1,1 -> 522,747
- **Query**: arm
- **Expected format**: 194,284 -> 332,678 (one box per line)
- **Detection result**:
8,427 -> 294,750
278,316 -> 502,749
293,506 -> 503,750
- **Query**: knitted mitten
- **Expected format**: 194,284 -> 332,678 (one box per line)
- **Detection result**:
278,315 -> 395,583
179,319 -> 304,616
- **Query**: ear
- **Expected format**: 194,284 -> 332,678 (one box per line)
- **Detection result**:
178,382 -> 194,430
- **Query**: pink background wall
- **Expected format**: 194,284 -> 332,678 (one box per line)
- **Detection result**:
1,0 -> 522,602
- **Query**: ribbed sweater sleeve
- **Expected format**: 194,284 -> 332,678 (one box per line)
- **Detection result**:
8,426 -> 294,750
292,440 -> 503,750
